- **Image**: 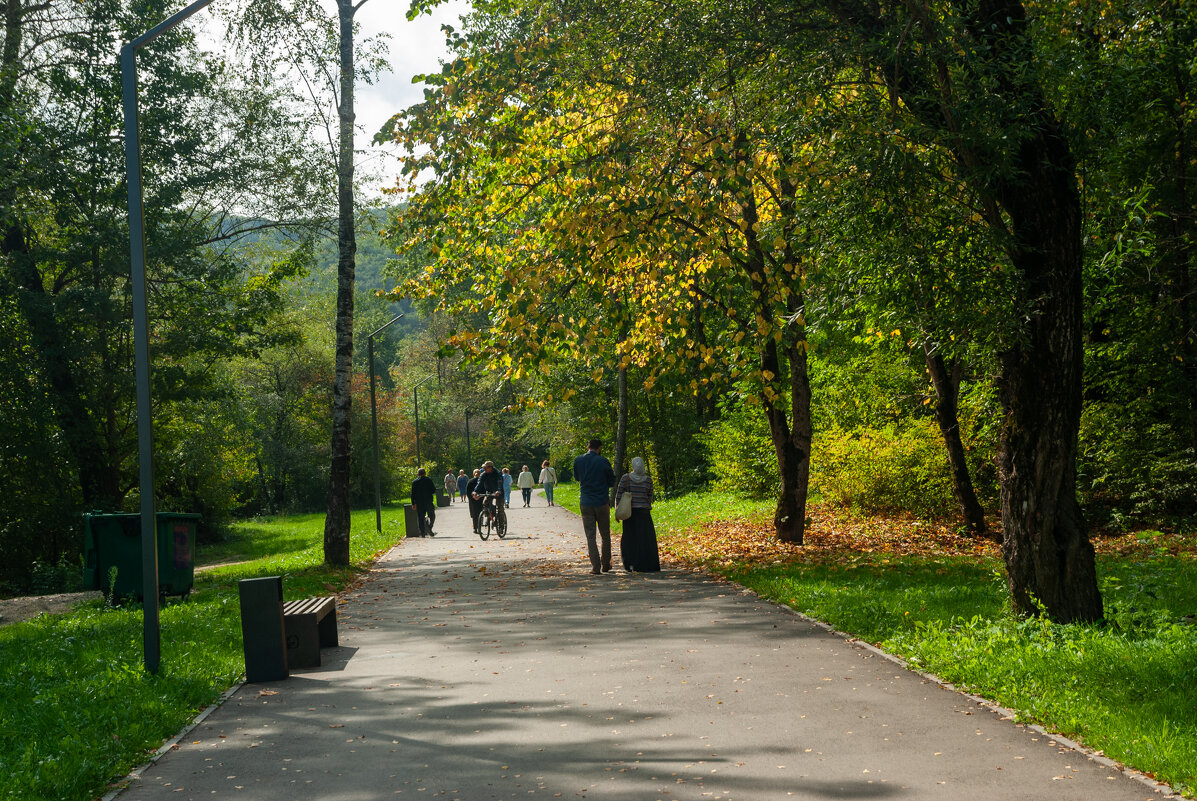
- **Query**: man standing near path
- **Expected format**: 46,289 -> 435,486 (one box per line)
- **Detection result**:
573,438 -> 615,574
411,468 -> 438,536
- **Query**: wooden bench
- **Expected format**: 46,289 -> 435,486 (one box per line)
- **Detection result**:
283,597 -> 338,668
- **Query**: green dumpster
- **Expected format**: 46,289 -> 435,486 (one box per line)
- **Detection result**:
82,512 -> 201,600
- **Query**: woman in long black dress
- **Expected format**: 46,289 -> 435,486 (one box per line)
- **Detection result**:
616,457 -> 660,572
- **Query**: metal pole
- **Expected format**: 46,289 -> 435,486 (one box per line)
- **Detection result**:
369,337 -> 380,533
465,409 -> 472,469
122,44 -> 159,675
412,374 -> 434,469
122,0 -> 220,675
367,314 -> 404,533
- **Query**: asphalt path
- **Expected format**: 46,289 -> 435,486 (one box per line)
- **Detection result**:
113,493 -> 1171,801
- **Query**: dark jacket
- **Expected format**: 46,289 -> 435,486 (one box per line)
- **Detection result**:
573,450 -> 615,506
475,468 -> 503,496
411,475 -> 437,509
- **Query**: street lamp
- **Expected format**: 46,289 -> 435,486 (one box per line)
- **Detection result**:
413,374 -> 435,467
367,314 -> 405,533
465,408 -> 472,469
122,0 -> 221,675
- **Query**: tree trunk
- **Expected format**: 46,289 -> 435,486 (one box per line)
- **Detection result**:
923,343 -> 990,539
613,363 -> 628,495
323,0 -> 358,566
996,176 -> 1102,622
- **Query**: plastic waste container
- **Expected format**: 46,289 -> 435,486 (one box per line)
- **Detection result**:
82,512 -> 201,600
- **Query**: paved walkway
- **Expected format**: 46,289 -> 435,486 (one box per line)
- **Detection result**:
116,495 -> 1170,800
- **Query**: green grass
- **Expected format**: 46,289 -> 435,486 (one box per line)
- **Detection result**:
0,506 -> 407,801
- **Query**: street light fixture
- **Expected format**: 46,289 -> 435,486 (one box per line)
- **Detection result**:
413,374 -> 435,468
367,314 -> 405,533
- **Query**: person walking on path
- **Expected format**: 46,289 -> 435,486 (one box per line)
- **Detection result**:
573,438 -> 615,574
465,468 -> 482,533
517,464 -> 535,507
539,459 -> 557,506
615,456 -> 660,572
410,468 -> 438,536
457,469 -> 468,503
502,467 -> 513,508
444,470 -> 457,504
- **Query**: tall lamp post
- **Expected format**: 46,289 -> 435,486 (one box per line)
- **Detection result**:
367,314 -> 404,533
122,0 -> 220,675
464,408 -> 472,469
413,374 -> 434,467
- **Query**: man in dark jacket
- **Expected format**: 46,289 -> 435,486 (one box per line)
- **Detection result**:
410,468 -> 438,536
472,460 -> 505,530
573,438 -> 615,573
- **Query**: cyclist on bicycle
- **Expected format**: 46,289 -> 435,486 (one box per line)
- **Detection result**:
472,460 -> 505,524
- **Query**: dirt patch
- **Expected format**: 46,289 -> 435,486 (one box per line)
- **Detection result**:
0,591 -> 104,627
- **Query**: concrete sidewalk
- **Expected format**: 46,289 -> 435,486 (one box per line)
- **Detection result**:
115,495 -> 1171,800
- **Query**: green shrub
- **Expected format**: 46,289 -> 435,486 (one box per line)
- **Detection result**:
813,419 -> 958,518
29,556 -> 84,596
704,403 -> 778,499
1080,401 -> 1197,525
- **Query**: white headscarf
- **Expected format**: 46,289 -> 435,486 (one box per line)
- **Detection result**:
629,456 -> 648,483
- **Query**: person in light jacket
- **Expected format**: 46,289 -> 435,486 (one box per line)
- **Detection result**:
538,460 -> 557,506
517,465 -> 535,507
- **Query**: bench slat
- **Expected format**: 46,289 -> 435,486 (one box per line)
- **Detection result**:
283,597 -> 333,618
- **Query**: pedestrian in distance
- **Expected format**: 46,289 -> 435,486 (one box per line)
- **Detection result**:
518,464 -> 535,507
573,438 -> 615,574
465,468 -> 482,533
457,469 -> 468,503
615,456 -> 660,572
444,470 -> 456,504
502,467 -> 513,508
410,467 -> 438,537
539,459 -> 557,506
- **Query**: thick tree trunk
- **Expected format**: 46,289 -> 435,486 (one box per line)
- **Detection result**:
996,181 -> 1102,622
923,343 -> 990,539
759,327 -> 811,545
323,0 -> 358,566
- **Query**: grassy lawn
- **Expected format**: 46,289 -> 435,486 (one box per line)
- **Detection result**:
558,481 -> 1196,795
0,505 -> 408,801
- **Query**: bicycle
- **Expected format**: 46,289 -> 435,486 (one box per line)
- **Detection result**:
476,492 -> 507,540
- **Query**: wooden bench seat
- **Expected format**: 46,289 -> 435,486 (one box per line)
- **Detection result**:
282,597 -> 338,668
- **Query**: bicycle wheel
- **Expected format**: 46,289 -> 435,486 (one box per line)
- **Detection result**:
477,509 -> 491,540
496,509 -> 507,539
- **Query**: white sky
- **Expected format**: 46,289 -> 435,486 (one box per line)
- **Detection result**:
354,0 -> 470,188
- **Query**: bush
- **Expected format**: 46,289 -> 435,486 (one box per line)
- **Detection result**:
813,420 -> 959,518
1080,401 -> 1197,525
704,403 -> 778,499
29,555 -> 84,596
